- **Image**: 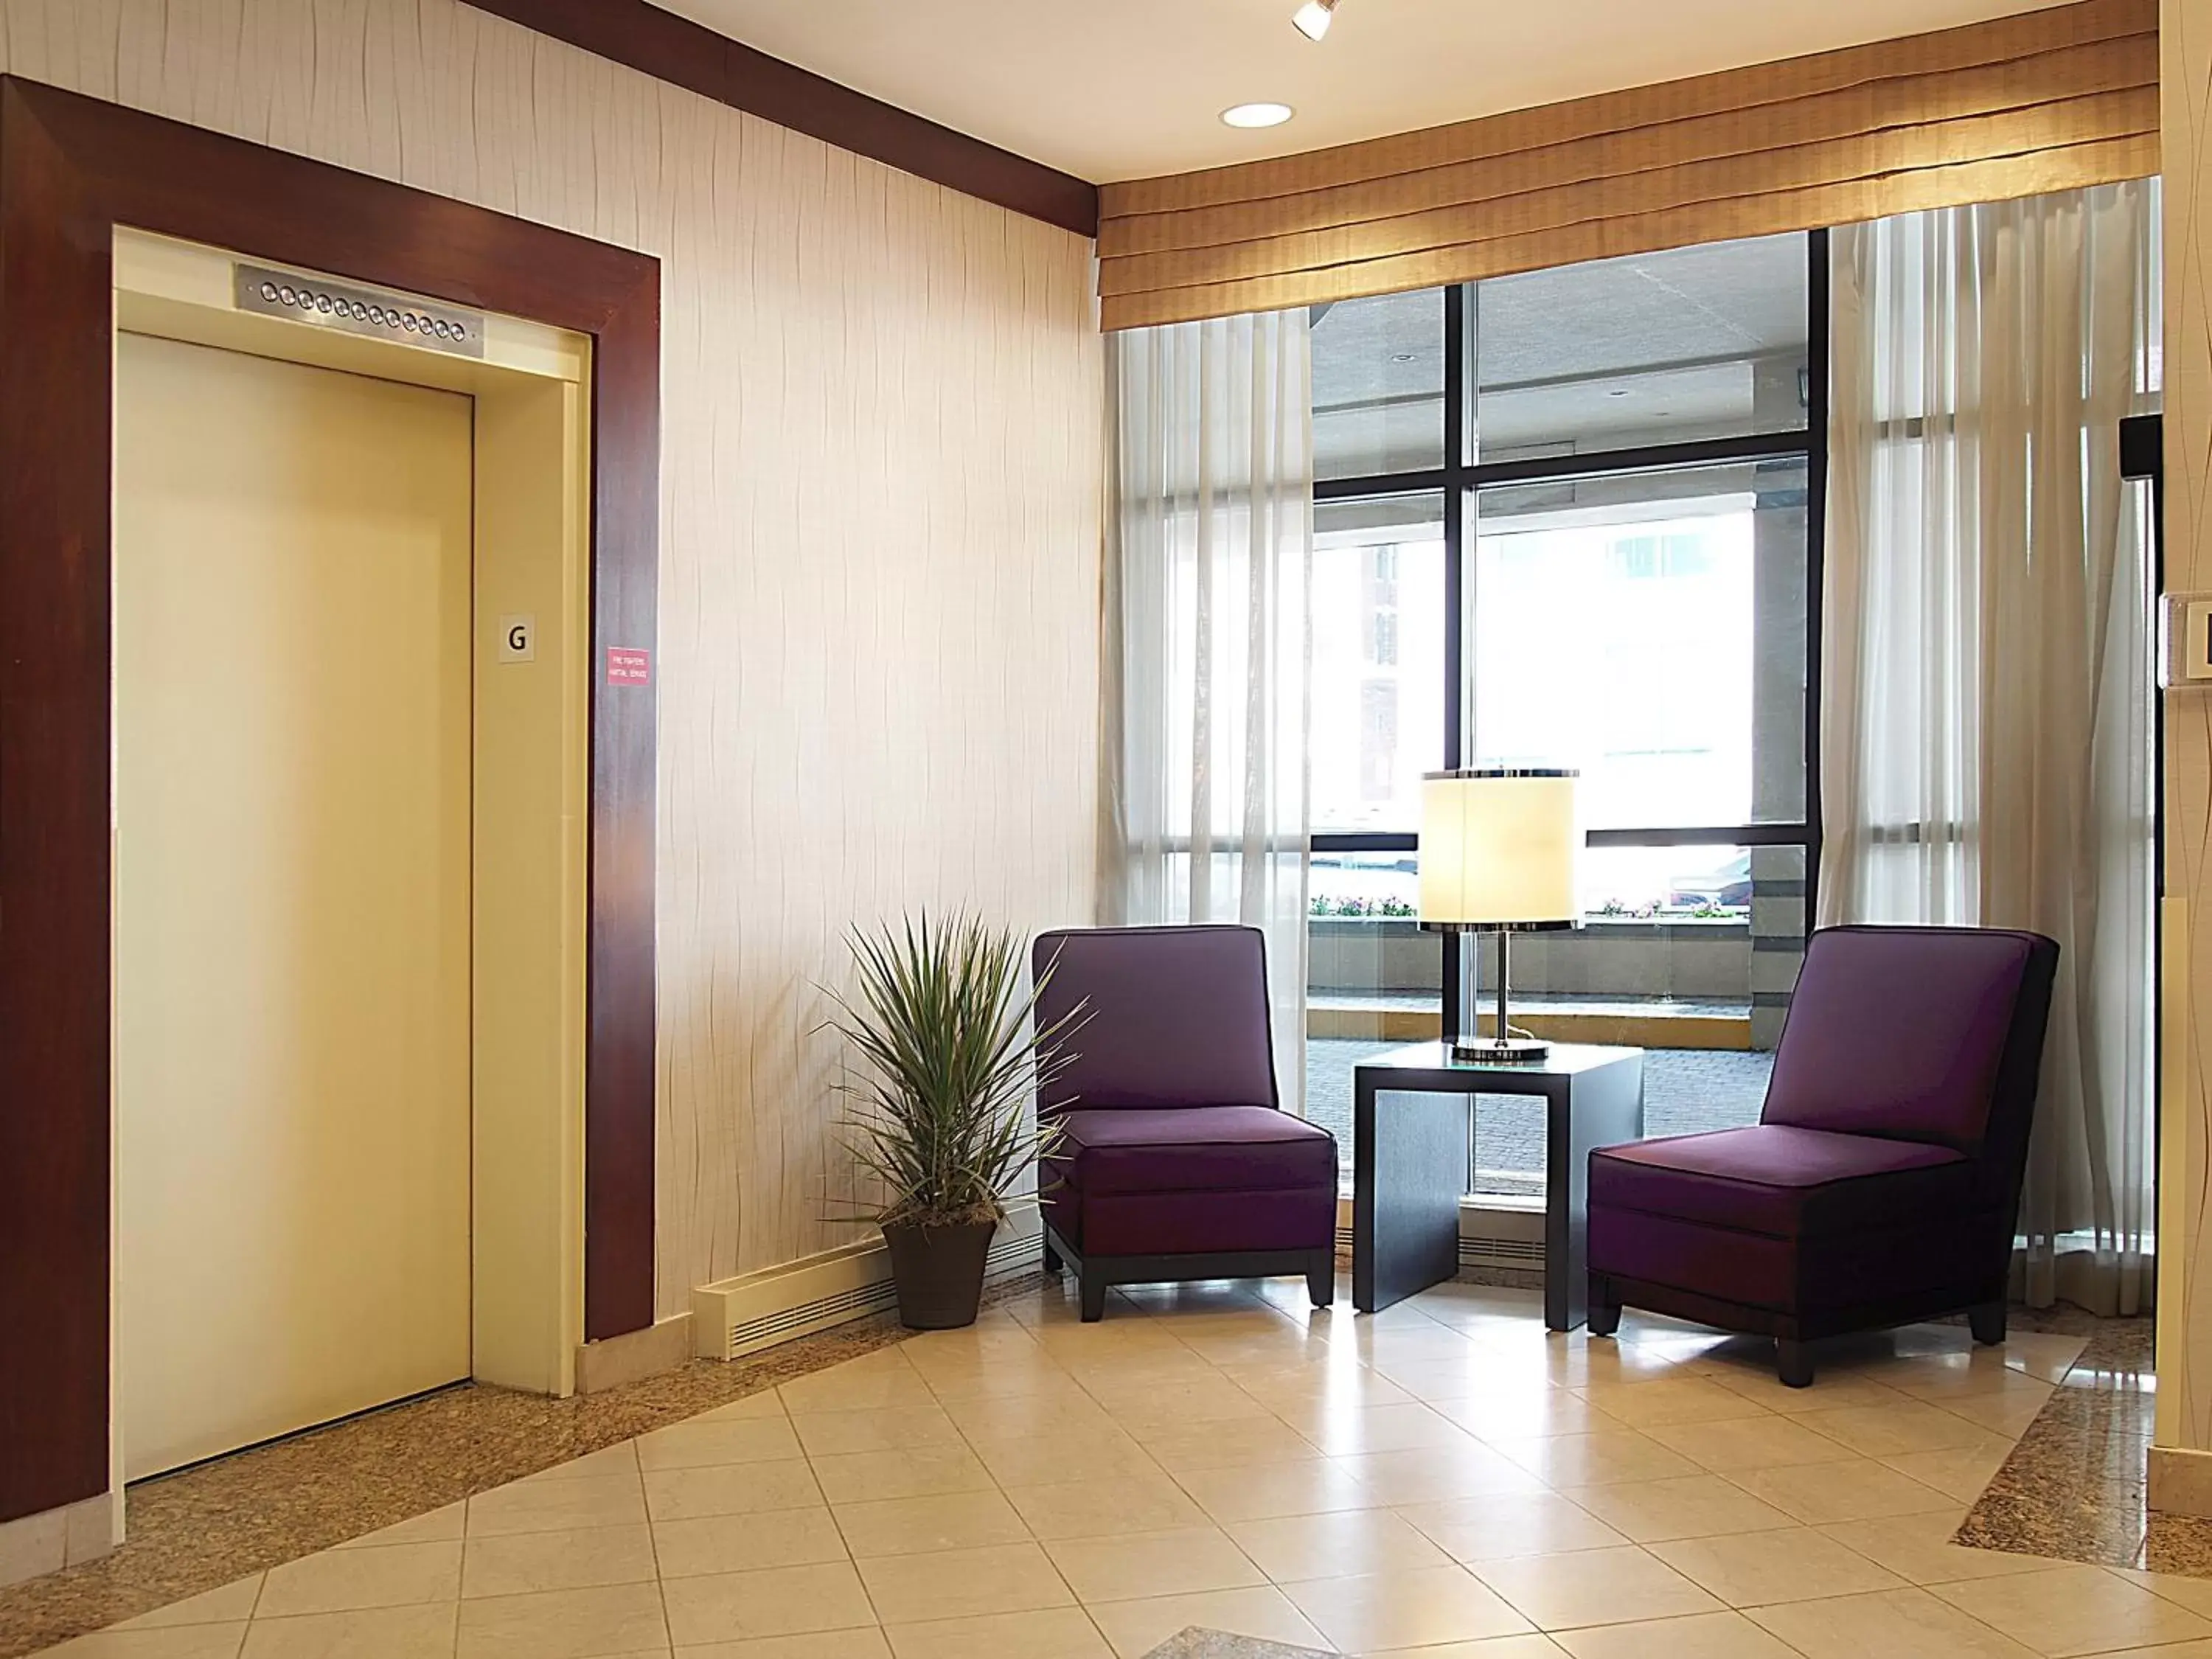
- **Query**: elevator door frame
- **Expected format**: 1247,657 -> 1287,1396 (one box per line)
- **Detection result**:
114,226 -> 599,1451
0,75 -> 661,1535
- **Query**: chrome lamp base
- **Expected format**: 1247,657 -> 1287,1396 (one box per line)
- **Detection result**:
1453,1036 -> 1551,1065
1460,928 -> 1550,1065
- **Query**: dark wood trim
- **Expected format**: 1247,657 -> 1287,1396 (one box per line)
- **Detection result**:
461,0 -> 1100,239
583,284 -> 663,1344
0,77 -> 113,1531
0,74 -> 661,1525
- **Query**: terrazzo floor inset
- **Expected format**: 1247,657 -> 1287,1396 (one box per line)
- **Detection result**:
1955,1311 -> 2212,1573
1144,1629 -> 1335,1657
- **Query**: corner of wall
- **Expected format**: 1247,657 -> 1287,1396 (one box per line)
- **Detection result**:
2157,0 -> 2212,1479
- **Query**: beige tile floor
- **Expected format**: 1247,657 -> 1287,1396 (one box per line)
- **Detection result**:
31,1276 -> 2199,1659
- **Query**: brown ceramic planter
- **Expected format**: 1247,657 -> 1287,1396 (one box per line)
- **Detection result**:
882,1217 -> 998,1329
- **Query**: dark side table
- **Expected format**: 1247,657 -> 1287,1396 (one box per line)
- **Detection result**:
1352,1042 -> 1644,1329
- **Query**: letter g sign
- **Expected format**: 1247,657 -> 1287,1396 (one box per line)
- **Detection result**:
495,614 -> 536,664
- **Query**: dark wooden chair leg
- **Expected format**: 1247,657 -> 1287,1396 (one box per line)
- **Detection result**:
1307,1253 -> 1335,1308
1969,1300 -> 2007,1346
1079,1271 -> 1107,1322
1043,1239 -> 1062,1275
1777,1339 -> 1814,1388
1585,1275 -> 1621,1338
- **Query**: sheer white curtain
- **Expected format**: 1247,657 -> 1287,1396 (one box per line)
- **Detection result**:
1823,181 -> 2160,1313
1102,311 -> 1315,1110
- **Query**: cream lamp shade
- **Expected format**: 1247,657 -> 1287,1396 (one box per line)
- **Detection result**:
1419,769 -> 1582,930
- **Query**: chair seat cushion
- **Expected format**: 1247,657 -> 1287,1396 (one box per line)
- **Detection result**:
1589,1124 -> 1971,1239
1051,1106 -> 1337,1197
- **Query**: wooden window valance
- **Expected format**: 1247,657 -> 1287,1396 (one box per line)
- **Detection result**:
1097,0 -> 2157,331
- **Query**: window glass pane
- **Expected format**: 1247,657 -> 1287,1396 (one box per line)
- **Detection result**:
2143,178 -> 2165,398
1470,232 -> 1809,463
1451,843 -> 1804,1197
1312,290 -> 1445,479
1312,493 -> 1447,833
1467,457 -> 1809,827
1306,852 -> 1439,1195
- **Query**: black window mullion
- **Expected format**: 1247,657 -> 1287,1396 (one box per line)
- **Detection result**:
1440,283 -> 1468,1044
1443,285 -> 1468,771
1316,826 -> 1812,853
1467,427 -> 1810,488
1804,227 -> 1832,925
1585,825 -> 1812,849
1313,431 -> 1812,503
1312,832 -> 1420,853
1315,468 -> 1450,501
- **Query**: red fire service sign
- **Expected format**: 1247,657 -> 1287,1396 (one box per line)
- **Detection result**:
607,647 -> 652,686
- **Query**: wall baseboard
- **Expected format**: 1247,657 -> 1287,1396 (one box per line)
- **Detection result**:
573,1313 -> 695,1396
0,1489 -> 118,1590
2150,1445 -> 2212,1517
692,1205 -> 1044,1363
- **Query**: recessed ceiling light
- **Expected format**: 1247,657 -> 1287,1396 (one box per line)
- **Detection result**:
1293,0 -> 1340,41
1222,102 -> 1295,129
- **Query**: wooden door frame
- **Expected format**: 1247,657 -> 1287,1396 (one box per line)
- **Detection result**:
0,75 -> 661,1526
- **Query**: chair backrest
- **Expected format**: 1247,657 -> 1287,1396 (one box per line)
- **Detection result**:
1032,925 -> 1279,1113
1761,925 -> 2059,1163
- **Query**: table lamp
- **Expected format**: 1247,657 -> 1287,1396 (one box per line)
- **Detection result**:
1419,768 -> 1582,1063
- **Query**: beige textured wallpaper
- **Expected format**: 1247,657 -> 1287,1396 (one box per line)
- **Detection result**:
2161,0 -> 2212,1453
0,0 -> 1105,1318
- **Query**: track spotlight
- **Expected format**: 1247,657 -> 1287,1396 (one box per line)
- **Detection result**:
1293,0 -> 1340,41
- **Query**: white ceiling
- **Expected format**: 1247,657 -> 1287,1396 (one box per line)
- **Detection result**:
649,0 -> 2076,184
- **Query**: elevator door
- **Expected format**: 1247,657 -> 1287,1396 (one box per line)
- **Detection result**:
116,333 -> 475,1479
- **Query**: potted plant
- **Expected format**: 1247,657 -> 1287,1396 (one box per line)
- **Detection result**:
827,911 -> 1081,1330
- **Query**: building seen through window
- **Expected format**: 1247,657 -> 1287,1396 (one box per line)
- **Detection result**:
1304,232 -> 1820,1197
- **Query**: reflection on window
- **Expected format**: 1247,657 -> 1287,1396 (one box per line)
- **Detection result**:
1611,535 -> 1713,581
1471,460 -> 1808,830
1310,852 -> 1421,918
1371,611 -> 1399,667
1359,683 -> 1399,802
1584,846 -> 1753,922
1472,232 -> 1809,463
1312,290 -> 1445,479
1312,495 -> 1445,833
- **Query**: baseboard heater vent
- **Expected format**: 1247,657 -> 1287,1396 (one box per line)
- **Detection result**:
1461,1234 -> 1545,1268
1460,1202 -> 1547,1273
693,1204 -> 1042,1362
1332,1204 -> 1548,1276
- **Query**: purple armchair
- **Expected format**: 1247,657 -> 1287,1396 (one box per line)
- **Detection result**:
1587,925 -> 2059,1386
1032,925 -> 1338,1321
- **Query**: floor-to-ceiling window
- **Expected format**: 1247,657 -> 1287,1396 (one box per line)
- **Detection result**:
1304,232 -> 1826,1201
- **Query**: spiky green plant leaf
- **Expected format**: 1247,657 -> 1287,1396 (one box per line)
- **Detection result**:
823,911 -> 1084,1230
